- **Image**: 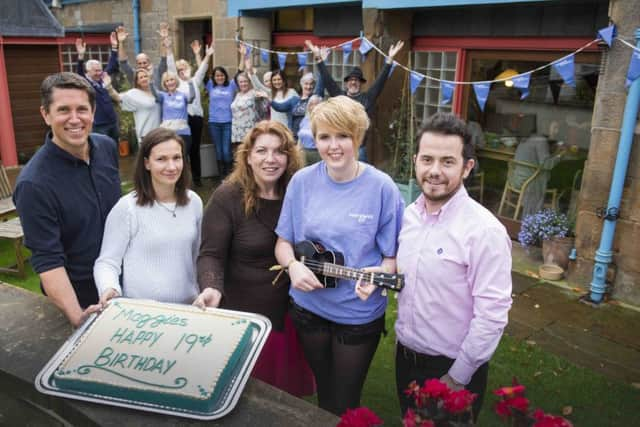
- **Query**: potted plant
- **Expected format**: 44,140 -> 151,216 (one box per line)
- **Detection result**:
384,72 -> 420,205
518,209 -> 574,270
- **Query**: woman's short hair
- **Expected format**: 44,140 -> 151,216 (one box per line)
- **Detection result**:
175,59 -> 192,77
299,72 -> 315,87
134,69 -> 150,90
212,66 -> 229,87
134,128 -> 192,207
236,72 -> 252,89
309,95 -> 370,150
228,120 -> 304,216
160,71 -> 178,91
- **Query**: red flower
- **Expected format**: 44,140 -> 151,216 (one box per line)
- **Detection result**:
495,400 -> 512,418
532,409 -> 573,427
494,384 -> 526,398
338,407 -> 383,427
402,409 -> 435,427
402,408 -> 416,427
405,380 -> 420,397
421,378 -> 451,400
505,396 -> 530,413
443,389 -> 477,414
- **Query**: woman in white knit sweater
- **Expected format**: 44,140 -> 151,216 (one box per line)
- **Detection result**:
94,128 -> 203,305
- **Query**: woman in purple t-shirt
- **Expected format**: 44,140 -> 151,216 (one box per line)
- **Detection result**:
275,96 -> 404,416
206,66 -> 237,177
153,71 -> 195,157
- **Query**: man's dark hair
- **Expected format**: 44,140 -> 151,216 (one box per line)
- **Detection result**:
40,72 -> 96,113
415,112 -> 475,161
134,128 -> 191,207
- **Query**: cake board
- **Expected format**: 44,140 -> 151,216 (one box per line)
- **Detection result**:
35,299 -> 272,420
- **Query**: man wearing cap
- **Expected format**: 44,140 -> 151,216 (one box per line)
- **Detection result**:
306,40 -> 404,161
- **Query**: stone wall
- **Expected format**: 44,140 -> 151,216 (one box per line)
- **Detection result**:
571,0 -> 640,305
0,283 -> 338,426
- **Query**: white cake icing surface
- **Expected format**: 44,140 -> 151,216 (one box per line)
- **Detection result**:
54,299 -> 252,403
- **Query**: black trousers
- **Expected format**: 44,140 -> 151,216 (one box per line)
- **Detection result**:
395,341 -> 489,422
290,303 -> 384,416
188,115 -> 203,182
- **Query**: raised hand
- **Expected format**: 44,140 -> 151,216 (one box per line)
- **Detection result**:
319,46 -> 330,61
102,72 -> 112,87
305,40 -> 320,59
238,43 -> 247,57
205,43 -> 214,57
388,40 -> 405,61
116,25 -> 128,43
75,38 -> 86,56
157,22 -> 170,40
110,32 -> 118,49
191,39 -> 201,55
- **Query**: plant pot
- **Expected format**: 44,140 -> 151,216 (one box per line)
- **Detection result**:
396,179 -> 421,206
541,236 -> 574,270
118,139 -> 130,157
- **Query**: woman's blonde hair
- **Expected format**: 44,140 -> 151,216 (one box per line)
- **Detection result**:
227,120 -> 304,216
310,95 -> 370,149
175,59 -> 192,77
161,71 -> 178,91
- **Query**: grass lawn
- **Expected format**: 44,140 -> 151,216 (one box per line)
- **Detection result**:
360,295 -> 640,427
2,239 -> 638,426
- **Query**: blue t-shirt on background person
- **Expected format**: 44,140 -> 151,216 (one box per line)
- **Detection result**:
276,162 -> 405,325
206,80 -> 238,123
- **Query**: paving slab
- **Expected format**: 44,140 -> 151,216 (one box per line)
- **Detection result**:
529,322 -> 640,384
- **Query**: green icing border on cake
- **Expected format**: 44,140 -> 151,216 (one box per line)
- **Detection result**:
52,323 -> 257,413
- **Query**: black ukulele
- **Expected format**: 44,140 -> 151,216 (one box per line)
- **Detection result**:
293,240 -> 404,292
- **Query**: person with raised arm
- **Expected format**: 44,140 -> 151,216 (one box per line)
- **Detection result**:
75,32 -> 120,141
305,39 -> 404,161
169,40 -> 214,186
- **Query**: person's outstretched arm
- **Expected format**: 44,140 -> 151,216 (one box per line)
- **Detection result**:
365,40 -> 405,106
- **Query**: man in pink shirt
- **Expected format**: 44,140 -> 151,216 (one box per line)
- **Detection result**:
394,113 -> 512,420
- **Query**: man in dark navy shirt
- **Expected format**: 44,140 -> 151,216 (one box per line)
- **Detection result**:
13,72 -> 121,327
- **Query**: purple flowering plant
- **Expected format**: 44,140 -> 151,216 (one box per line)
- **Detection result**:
518,209 -> 572,247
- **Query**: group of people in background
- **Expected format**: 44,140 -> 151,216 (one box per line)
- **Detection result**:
13,24 -> 514,423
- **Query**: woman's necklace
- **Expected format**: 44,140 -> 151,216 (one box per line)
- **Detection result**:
157,201 -> 177,218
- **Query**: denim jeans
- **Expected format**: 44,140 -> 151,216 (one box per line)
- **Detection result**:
208,122 -> 232,164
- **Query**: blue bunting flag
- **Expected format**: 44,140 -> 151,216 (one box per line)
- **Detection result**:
260,50 -> 270,65
512,73 -> 531,100
359,38 -> 373,57
277,52 -> 287,70
552,55 -> 576,87
597,24 -> 616,48
244,45 -> 252,58
410,72 -> 424,95
440,81 -> 455,105
297,52 -> 308,71
472,83 -> 491,112
342,41 -> 353,63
